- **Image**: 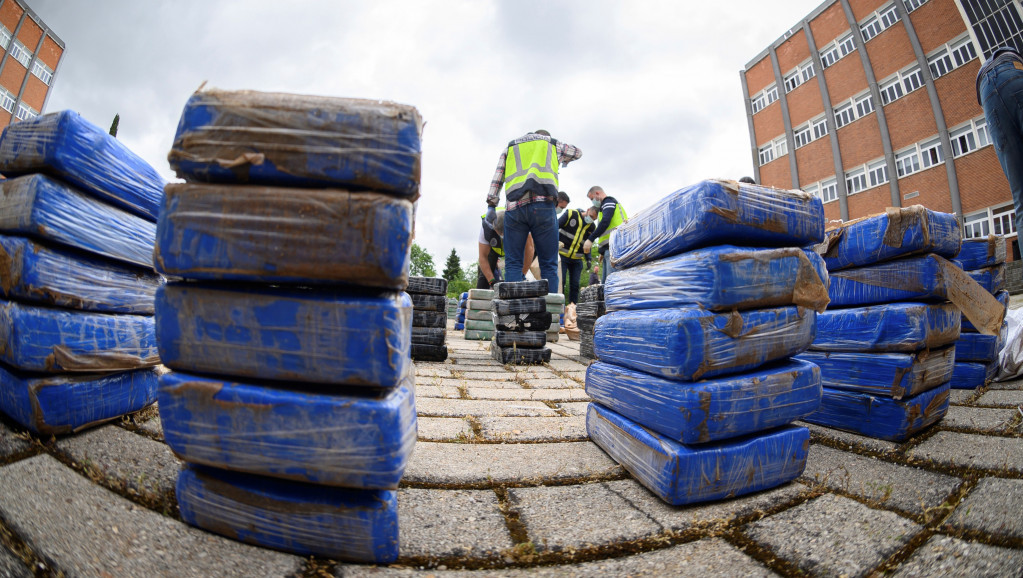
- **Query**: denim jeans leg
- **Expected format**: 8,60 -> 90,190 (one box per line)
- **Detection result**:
503,207 -> 529,283
981,62 -> 1023,236
528,202 -> 561,288
601,252 -> 615,283
561,256 -> 582,303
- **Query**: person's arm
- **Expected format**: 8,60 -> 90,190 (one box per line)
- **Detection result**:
557,210 -> 569,228
587,201 -> 617,242
523,235 -> 535,276
555,141 -> 582,168
478,243 -> 497,284
487,150 -> 508,208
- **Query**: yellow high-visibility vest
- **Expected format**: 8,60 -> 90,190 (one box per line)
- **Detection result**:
596,202 -> 627,247
504,138 -> 559,201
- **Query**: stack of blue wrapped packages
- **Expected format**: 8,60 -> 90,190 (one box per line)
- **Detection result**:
796,206 -> 1002,441
408,276 -> 448,362
154,89 -> 422,562
455,291 -> 467,330
587,179 -> 828,505
0,111 -> 164,435
951,235 -> 1008,388
491,280 -> 552,364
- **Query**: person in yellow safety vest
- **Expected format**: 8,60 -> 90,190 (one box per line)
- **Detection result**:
485,129 -> 582,288
477,209 -> 534,289
582,185 -> 627,284
556,191 -> 594,304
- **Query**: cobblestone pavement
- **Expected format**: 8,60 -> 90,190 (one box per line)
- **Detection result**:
0,324 -> 1021,577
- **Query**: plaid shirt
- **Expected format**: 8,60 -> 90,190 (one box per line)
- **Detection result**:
486,134 -> 582,211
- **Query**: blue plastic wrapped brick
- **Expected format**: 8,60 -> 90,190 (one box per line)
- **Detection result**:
803,382 -> 949,441
809,302 -> 960,352
609,180 -> 824,269
0,110 -> 165,221
828,254 -> 944,307
795,346 -> 955,399
585,359 -> 820,444
158,370 -> 416,488
0,365 -> 158,435
817,206 -> 960,271
177,464 -> 399,562
454,322 -> 464,330
593,306 -> 815,381
951,360 -> 998,389
168,89 -> 422,197
605,246 -> 830,313
155,184 -> 413,288
0,235 -> 161,314
155,283 -> 411,387
0,174 -> 157,268
964,264 -> 1005,294
963,291 -> 1009,332
0,299 -> 158,373
586,403 -> 809,505
955,324 -> 1006,362
954,235 -> 1006,271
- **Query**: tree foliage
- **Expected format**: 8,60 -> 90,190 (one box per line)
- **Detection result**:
410,243 -> 436,277
442,248 -> 462,282
109,113 -> 120,137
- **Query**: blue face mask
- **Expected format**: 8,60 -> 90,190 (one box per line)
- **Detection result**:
591,198 -> 600,208
584,215 -> 594,224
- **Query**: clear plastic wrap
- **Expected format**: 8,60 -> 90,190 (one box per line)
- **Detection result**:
154,184 -> 412,288
809,301 -> 960,352
410,327 -> 446,346
802,382 -> 949,442
0,299 -> 158,373
410,293 -> 447,312
545,293 -> 566,305
954,235 -> 1006,271
964,264 -> 1005,294
466,299 -> 493,311
493,330 -> 546,348
954,323 -> 1006,362
815,206 -> 961,272
0,174 -> 157,268
492,297 -> 547,316
585,359 -> 820,444
411,344 -> 447,361
158,370 -> 416,488
0,234 -> 161,314
580,284 -> 604,303
492,310 -> 551,332
467,288 -> 493,300
176,464 -> 399,562
407,276 -> 447,296
795,346 -> 955,399
593,306 -> 815,381
155,282 -> 411,387
586,403 -> 809,506
0,110 -> 166,221
466,309 -> 493,322
828,253 -> 946,307
463,329 -> 493,341
576,301 -> 606,318
951,360 -> 998,389
493,279 -> 548,298
963,291 -> 1009,333
0,365 -> 158,435
609,180 -> 825,269
490,344 -> 551,364
168,89 -> 422,197
605,246 -> 830,313
464,319 -> 495,331
411,310 -> 445,329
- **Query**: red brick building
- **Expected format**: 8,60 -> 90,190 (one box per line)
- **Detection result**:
742,0 -> 1023,257
0,0 -> 62,127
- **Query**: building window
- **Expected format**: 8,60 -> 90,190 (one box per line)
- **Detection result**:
880,77 -> 905,104
773,136 -> 788,158
794,125 -> 812,148
784,71 -> 801,93
751,94 -> 766,114
868,159 -> 889,187
801,62 -> 815,83
14,102 -> 36,121
766,85 -> 778,103
30,60 -> 52,85
879,4 -> 901,28
835,102 -> 855,128
759,144 -> 774,166
846,168 -> 868,194
751,84 -> 779,114
905,0 -> 929,12
895,148 -> 921,177
821,32 -> 857,68
880,66 -> 925,105
964,204 -> 1018,239
951,36 -> 979,67
861,16 -> 884,42
10,40 -> 31,68
0,27 -> 10,50
902,66 -> 924,93
855,93 -> 874,117
812,117 -> 828,140
0,88 -> 14,114
919,138 -> 944,168
784,61 -> 815,93
928,48 -> 953,78
993,203 -> 1017,236
964,211 -> 991,238
820,178 -> 838,203
803,183 -> 819,199
861,3 -> 901,43
928,35 -> 978,79
976,117 -> 990,147
962,0 -> 1023,58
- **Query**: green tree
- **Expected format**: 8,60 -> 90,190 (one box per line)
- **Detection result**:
410,243 -> 436,277
448,261 -> 478,297
108,113 -> 119,137
441,248 -> 462,282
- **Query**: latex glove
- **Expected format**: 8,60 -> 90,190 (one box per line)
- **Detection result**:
582,240 -> 593,254
558,241 -> 565,250
485,206 -> 497,224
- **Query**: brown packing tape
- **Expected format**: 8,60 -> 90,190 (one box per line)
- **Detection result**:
792,251 -> 830,313
934,254 -> 1005,336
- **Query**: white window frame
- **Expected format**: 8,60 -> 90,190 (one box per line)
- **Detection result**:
10,40 -> 31,68
926,34 -> 979,81
879,3 -> 900,28
784,61 -> 816,93
928,47 -> 953,79
880,76 -> 905,105
949,116 -> 992,158
0,27 -> 10,50
895,147 -> 921,177
992,203 -> 1017,237
784,70 -> 802,93
759,143 -> 775,166
751,84 -> 779,114
846,167 -> 868,195
861,16 -> 883,42
14,102 -> 36,121
861,3 -> 900,43
751,94 -> 766,114
879,65 -> 925,105
30,60 -> 52,85
811,116 -> 829,140
919,137 -> 944,169
0,88 -> 14,114
834,102 -> 855,128
904,0 -> 929,12
964,203 -> 1017,239
963,210 -> 991,239
773,136 -> 788,158
868,159 -> 889,187
803,183 -> 819,199
855,92 -> 874,117
902,65 -> 924,94
820,178 -> 839,203
820,33 -> 856,69
794,124 -> 812,148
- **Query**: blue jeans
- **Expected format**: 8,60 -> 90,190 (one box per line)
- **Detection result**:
980,58 -> 1023,237
560,255 -> 584,304
504,201 -> 560,285
600,249 -> 616,283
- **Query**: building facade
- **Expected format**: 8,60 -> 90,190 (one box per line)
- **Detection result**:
742,0 -> 1023,257
0,0 -> 62,128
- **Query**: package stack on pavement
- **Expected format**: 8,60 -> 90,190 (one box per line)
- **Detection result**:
408,276 -> 448,362
490,280 -> 552,364
586,179 -> 828,505
577,284 -> 605,359
545,293 -> 565,343
153,89 -> 422,562
446,297 -> 458,320
454,291 -> 468,331
951,236 -> 1008,388
797,206 -> 1003,441
0,111 -> 165,435
464,288 -> 495,340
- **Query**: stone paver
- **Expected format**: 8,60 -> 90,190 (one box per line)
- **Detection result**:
398,488 -> 513,559
802,445 -> 962,516
941,406 -> 1018,432
0,420 -> 34,462
976,389 -> 1023,407
477,417 -> 586,442
0,455 -> 302,576
745,493 -> 923,578
416,377 -> 470,387
521,377 -> 582,389
135,415 -> 164,440
545,360 -> 587,372
417,418 -> 473,442
908,431 -> 1023,474
988,377 -> 1023,390
0,544 -> 29,578
416,385 -> 462,399
557,402 -> 590,417
416,399 -> 559,418
891,534 -> 1023,577
417,367 -> 455,378
467,388 -> 588,402
948,389 -> 982,404
945,477 -> 1023,539
797,421 -> 901,455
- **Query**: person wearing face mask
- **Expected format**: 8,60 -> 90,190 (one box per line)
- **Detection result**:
556,192 -> 595,304
582,186 -> 627,283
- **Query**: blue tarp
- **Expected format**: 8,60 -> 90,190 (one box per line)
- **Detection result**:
593,306 -> 816,381
605,246 -> 829,313
0,298 -> 158,373
586,403 -> 809,505
158,370 -> 416,489
585,359 -> 820,444
828,254 -> 945,307
964,264 -> 1005,295
950,360 -> 997,389
168,89 -> 422,197
954,235 -> 1005,271
955,325 -> 1006,362
177,464 -> 399,562
155,184 -> 413,289
453,322 -> 464,330
609,180 -> 824,269
0,110 -> 165,221
0,365 -> 158,435
802,382 -> 949,441
795,346 -> 955,399
0,234 -> 161,314
809,301 -> 960,352
155,283 -> 411,387
963,291 -> 1008,332
818,206 -> 960,271
0,174 -> 157,268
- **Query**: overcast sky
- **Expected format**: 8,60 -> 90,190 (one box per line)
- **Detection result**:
32,0 -> 819,270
